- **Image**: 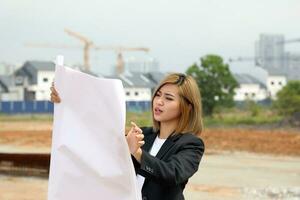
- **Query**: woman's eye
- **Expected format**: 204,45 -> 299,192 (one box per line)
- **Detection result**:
166,97 -> 173,101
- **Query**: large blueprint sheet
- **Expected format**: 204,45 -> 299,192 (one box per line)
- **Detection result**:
48,63 -> 141,200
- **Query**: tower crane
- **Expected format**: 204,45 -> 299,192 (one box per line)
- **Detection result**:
277,38 -> 300,44
25,29 -> 94,71
64,29 -> 93,69
94,46 -> 150,74
26,29 -> 150,74
228,57 -> 261,66
229,38 -> 300,66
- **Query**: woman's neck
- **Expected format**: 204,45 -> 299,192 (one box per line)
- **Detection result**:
159,120 -> 178,139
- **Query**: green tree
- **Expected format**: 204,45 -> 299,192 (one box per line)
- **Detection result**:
273,81 -> 300,116
186,54 -> 238,115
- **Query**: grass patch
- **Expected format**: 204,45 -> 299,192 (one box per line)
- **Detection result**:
0,107 -> 284,127
0,114 -> 53,122
126,111 -> 152,127
205,107 -> 283,127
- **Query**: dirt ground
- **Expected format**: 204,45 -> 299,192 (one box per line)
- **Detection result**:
0,121 -> 300,156
202,128 -> 300,156
0,121 -> 300,199
1,152 -> 299,200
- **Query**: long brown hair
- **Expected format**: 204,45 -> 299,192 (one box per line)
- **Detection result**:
152,73 -> 203,136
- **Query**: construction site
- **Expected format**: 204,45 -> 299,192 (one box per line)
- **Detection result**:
1,0 -> 300,199
26,28 -> 151,75
0,30 -> 300,199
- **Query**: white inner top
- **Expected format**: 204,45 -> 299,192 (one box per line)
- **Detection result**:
136,135 -> 167,192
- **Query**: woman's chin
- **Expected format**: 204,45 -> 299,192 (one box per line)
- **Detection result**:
153,115 -> 162,122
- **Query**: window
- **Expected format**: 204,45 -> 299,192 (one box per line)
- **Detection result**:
126,92 -> 130,96
245,93 -> 248,97
278,81 -> 282,85
43,78 -> 48,82
135,92 -> 139,96
15,76 -> 24,85
271,81 -> 274,85
252,93 -> 255,97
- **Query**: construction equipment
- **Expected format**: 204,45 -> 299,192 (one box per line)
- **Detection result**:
229,37 -> 300,66
64,28 -> 94,69
94,46 -> 150,74
25,29 -> 94,70
26,29 -> 150,74
277,38 -> 300,44
228,57 -> 262,66
24,42 -> 92,71
228,56 -> 298,66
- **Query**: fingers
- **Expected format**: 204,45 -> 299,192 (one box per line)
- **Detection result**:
126,126 -> 135,137
50,85 -> 58,95
135,133 -> 144,140
138,141 -> 145,146
136,134 -> 144,147
131,121 -> 137,127
50,93 -> 61,103
127,122 -> 144,149
131,121 -> 142,134
50,83 -> 61,103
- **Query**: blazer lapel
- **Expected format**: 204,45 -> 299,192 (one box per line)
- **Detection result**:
142,132 -> 157,152
155,134 -> 182,159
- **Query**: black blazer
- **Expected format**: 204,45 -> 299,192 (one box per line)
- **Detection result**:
132,127 -> 205,200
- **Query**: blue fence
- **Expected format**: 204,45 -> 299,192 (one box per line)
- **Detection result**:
126,101 -> 151,112
0,101 -> 151,114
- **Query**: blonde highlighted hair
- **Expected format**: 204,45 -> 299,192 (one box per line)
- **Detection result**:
152,73 -> 203,136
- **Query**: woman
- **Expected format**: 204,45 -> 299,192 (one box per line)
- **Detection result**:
51,73 -> 205,200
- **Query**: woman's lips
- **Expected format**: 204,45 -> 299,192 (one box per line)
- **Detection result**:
154,107 -> 162,115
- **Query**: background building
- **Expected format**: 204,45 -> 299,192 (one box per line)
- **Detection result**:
255,34 -> 300,99
15,61 -> 55,101
255,34 -> 285,71
233,74 -> 268,102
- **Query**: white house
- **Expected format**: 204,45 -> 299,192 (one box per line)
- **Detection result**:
14,61 -> 56,100
266,75 -> 287,99
233,74 -> 268,101
264,66 -> 300,99
109,71 -> 158,102
104,71 -> 166,102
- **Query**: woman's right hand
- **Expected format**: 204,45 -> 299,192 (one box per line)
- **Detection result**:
126,122 -> 144,155
50,82 -> 61,103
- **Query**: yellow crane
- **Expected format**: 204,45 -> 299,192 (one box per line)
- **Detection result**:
26,29 -> 150,74
94,46 -> 149,74
64,28 -> 93,69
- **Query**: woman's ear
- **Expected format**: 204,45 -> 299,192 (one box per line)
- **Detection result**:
188,103 -> 193,111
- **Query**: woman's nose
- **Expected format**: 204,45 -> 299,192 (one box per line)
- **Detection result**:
156,97 -> 164,105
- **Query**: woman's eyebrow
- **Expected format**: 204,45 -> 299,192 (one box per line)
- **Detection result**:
164,93 -> 175,97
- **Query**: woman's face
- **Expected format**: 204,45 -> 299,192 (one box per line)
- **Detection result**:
153,84 -> 181,124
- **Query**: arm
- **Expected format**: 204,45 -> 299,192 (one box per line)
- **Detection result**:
131,155 -> 141,171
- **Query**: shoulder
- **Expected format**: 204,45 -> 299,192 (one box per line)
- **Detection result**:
175,133 -> 205,149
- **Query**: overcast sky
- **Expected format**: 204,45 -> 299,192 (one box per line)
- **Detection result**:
0,0 -> 299,77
